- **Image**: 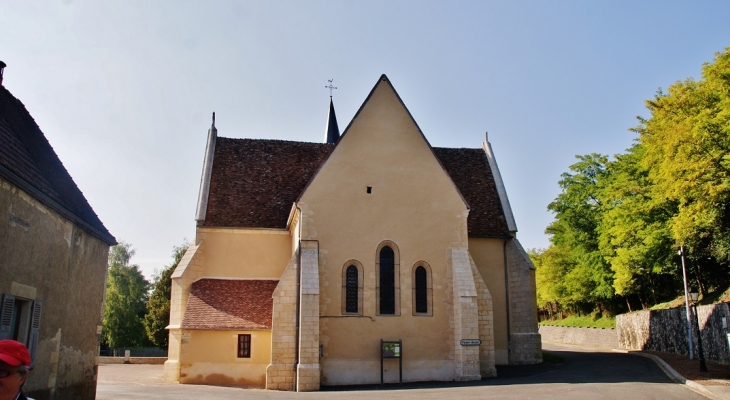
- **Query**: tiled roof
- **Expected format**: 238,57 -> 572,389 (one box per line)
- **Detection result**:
182,279 -> 278,330
432,147 -> 510,237
202,137 -> 510,237
203,138 -> 334,228
0,85 -> 116,245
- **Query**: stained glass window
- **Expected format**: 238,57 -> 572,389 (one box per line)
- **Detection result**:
380,246 -> 395,314
345,265 -> 358,313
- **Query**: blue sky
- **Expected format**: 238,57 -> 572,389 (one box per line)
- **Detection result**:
3,1 -> 730,279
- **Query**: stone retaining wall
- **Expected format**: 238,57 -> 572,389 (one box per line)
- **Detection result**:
98,357 -> 167,365
538,325 -> 618,349
616,302 -> 730,365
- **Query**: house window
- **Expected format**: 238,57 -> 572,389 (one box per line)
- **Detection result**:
412,262 -> 433,316
380,247 -> 395,314
376,241 -> 400,316
341,261 -> 363,315
415,267 -> 427,313
345,265 -> 358,313
237,334 -> 251,358
0,294 -> 42,366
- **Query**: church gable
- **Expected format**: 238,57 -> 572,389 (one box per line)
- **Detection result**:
299,75 -> 468,225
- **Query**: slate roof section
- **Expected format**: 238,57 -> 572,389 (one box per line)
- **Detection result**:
432,147 -> 510,238
203,138 -> 334,228
0,84 -> 116,245
182,279 -> 278,330
202,137 -> 510,238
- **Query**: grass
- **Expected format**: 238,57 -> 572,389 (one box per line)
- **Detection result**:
542,351 -> 565,364
539,314 -> 616,329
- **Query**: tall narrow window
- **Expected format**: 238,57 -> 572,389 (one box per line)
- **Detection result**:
380,246 -> 395,315
345,265 -> 358,313
415,266 -> 428,313
237,334 -> 251,358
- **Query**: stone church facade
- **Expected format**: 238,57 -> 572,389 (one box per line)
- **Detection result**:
165,75 -> 541,390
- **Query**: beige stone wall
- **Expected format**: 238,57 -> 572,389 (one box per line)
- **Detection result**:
0,177 -> 110,400
469,254 -> 496,377
165,241 -> 204,381
167,227 -> 294,383
505,238 -> 542,364
299,78 -> 474,385
195,228 -> 291,279
178,330 -> 271,387
267,252 -> 299,391
468,238 -> 509,364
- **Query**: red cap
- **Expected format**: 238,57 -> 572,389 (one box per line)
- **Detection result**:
0,340 -> 31,367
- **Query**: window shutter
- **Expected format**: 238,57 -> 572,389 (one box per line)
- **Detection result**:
28,300 -> 42,367
0,294 -> 15,340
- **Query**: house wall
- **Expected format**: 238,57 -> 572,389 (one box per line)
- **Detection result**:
468,238 -> 509,364
0,177 -> 109,400
195,228 -> 292,279
166,228 -> 291,384
178,330 -> 272,387
299,78 -> 477,385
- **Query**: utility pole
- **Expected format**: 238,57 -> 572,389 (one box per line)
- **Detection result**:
680,245 -> 694,359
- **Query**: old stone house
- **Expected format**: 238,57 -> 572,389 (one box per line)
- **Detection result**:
165,75 -> 541,391
0,62 -> 116,399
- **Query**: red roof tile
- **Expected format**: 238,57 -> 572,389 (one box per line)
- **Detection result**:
203,138 -> 334,228
432,147 -> 510,237
182,279 -> 278,330
202,137 -> 510,238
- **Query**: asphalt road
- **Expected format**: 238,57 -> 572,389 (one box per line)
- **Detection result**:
96,343 -> 709,399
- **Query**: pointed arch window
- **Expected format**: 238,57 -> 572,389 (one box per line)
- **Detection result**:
380,247 -> 395,314
412,262 -> 433,316
376,241 -> 400,316
341,261 -> 363,315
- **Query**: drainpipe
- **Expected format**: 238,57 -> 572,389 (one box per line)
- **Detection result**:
503,237 -> 512,362
293,205 -> 302,391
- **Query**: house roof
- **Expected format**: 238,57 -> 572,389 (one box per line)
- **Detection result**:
181,279 -> 278,330
0,84 -> 116,245
202,138 -> 334,229
202,137 -> 510,238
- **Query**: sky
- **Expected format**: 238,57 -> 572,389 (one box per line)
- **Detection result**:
2,1 -> 730,280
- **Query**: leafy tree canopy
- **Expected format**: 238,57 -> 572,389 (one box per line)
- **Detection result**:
102,242 -> 150,349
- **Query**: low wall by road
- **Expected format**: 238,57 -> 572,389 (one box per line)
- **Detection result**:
98,357 -> 167,365
538,325 -> 618,349
616,302 -> 730,365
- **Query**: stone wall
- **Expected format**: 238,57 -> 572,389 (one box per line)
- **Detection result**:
538,326 -> 618,349
506,239 -> 542,364
617,303 -> 730,365
1,177 -> 111,400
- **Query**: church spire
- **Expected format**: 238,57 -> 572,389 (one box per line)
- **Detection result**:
324,79 -> 340,143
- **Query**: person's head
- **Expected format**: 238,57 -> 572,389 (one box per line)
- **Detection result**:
0,340 -> 30,399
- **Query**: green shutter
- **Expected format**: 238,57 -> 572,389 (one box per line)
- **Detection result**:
0,294 -> 15,340
28,300 -> 42,367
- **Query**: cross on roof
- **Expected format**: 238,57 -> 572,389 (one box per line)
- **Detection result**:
325,79 -> 337,97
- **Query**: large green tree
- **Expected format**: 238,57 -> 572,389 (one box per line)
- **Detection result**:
597,144 -> 677,308
545,154 -> 615,313
144,241 -> 189,348
638,47 -> 730,295
102,242 -> 150,349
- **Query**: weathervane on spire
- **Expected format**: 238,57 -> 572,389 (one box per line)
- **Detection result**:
325,79 -> 337,98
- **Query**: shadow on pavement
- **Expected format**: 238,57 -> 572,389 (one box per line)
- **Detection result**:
321,348 -> 673,392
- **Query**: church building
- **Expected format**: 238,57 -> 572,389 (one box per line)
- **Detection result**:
164,75 -> 541,391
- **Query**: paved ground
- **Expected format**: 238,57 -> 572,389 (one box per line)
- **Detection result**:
96,344 -> 711,399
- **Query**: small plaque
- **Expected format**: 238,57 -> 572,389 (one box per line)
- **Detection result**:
460,339 -> 481,346
182,333 -> 191,339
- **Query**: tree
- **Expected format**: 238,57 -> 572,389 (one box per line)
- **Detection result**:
144,241 -> 189,348
102,242 -> 150,349
545,154 -> 615,313
597,144 -> 677,308
638,47 -> 730,295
